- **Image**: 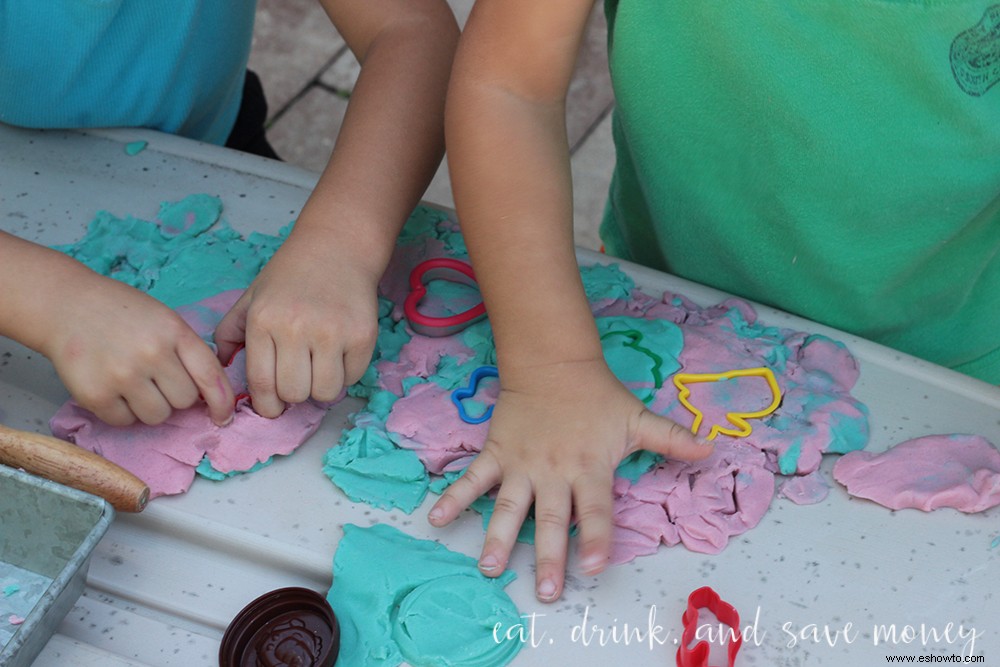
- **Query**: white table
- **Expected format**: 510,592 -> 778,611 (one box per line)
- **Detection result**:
2,124 -> 999,666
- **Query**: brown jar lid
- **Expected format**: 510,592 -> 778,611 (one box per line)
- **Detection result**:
219,587 -> 340,667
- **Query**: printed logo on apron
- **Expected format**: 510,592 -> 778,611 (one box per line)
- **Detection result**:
950,4 -> 1000,96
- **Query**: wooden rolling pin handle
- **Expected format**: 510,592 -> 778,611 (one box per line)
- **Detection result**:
0,424 -> 149,513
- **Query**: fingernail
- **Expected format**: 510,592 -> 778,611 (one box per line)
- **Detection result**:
479,555 -> 500,572
428,507 -> 443,523
215,413 -> 234,428
578,554 -> 606,576
696,436 -> 714,446
537,579 -> 557,601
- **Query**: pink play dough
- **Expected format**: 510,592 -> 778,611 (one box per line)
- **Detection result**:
638,293 -> 868,477
49,290 -> 333,498
610,440 -> 775,560
385,381 -> 491,475
50,397 -> 327,498
376,333 -> 477,397
833,434 -> 1000,512
778,471 -> 830,505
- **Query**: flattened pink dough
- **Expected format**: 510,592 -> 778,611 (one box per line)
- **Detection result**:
49,290 -> 332,498
385,382 -> 489,474
645,302 -> 866,478
778,471 -> 830,505
376,333 -> 475,396
833,434 -> 1000,512
50,399 -> 327,498
611,441 -> 775,560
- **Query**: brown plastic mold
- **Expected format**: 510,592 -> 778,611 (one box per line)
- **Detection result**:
219,587 -> 340,667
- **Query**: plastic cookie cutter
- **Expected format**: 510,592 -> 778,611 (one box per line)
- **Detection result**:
676,586 -> 743,667
451,365 -> 499,424
672,367 -> 781,441
599,328 -> 666,405
403,258 -> 486,337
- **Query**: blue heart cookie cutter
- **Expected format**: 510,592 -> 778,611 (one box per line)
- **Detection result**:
451,366 -> 499,424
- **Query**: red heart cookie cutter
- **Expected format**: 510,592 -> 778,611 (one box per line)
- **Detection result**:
403,258 -> 486,337
677,586 -> 743,667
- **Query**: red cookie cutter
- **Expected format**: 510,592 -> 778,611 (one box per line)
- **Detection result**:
403,258 -> 486,337
677,586 -> 742,667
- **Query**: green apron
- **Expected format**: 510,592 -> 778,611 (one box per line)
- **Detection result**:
601,0 -> 1000,382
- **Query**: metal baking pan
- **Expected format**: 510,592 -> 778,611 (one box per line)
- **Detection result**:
0,464 -> 114,667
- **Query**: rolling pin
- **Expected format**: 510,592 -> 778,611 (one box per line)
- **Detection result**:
0,423 -> 149,512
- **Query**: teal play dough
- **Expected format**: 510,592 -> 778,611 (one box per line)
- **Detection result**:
396,206 -> 452,244
322,426 -> 429,512
423,278 -> 482,318
328,523 -> 522,667
350,300 -> 412,400
56,194 -> 290,308
195,457 -> 271,481
777,441 -> 803,476
375,300 -> 413,361
597,316 -> 683,403
580,262 -> 635,302
124,140 -> 148,155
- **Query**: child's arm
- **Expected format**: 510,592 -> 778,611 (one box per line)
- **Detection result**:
214,0 -> 459,417
430,0 -> 712,601
0,232 -> 234,426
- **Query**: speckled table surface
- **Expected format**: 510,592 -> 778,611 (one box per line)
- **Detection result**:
2,123 -> 999,667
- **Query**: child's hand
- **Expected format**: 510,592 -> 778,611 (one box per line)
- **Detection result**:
214,228 -> 379,417
427,357 -> 712,602
45,274 -> 235,427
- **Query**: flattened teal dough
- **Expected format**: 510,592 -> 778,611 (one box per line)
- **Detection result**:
56,194 -> 290,308
597,316 -> 683,403
580,262 -> 635,302
322,426 -> 429,512
328,524 -> 522,667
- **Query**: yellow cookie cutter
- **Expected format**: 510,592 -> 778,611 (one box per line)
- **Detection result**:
672,367 -> 782,441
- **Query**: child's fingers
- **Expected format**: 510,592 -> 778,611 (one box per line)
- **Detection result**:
152,359 -> 202,412
428,452 -> 502,526
176,335 -> 235,427
477,475 -> 533,577
213,296 -> 249,365
245,334 -> 284,419
122,380 -> 174,426
309,346 -> 345,404
571,471 -> 615,577
88,395 -> 138,427
531,482 -> 572,601
275,342 -> 313,405
343,338 -> 376,389
633,409 -> 713,462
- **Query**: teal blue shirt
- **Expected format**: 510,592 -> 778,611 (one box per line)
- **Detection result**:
0,1 -> 257,144
601,0 -> 1000,383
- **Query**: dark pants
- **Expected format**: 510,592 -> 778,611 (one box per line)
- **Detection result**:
225,70 -> 281,160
